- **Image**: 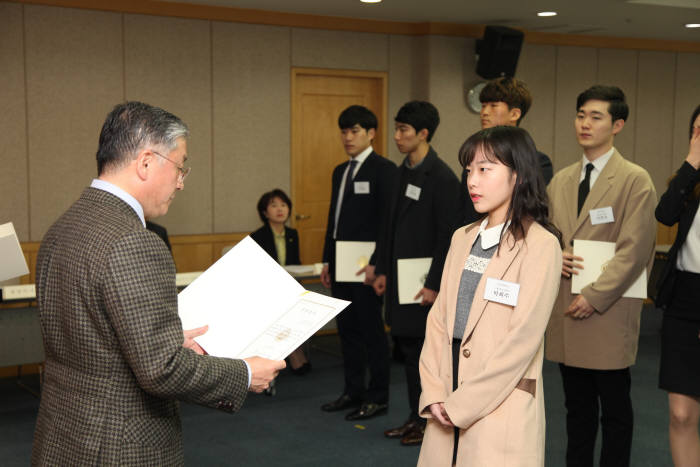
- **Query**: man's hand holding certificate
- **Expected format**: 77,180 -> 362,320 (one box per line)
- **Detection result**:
178,237 -> 350,361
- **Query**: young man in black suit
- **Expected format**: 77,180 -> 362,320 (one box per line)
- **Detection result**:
320,105 -> 397,420
373,101 -> 462,446
463,77 -> 553,224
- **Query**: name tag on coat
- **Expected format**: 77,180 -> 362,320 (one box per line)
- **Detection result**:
354,181 -> 370,194
484,278 -> 520,307
405,184 -> 421,201
589,206 -> 614,225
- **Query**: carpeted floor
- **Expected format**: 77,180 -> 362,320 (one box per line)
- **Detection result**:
0,307 -> 675,466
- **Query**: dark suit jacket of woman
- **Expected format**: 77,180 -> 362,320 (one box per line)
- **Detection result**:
375,148 -> 463,337
655,161 -> 700,313
250,224 -> 301,266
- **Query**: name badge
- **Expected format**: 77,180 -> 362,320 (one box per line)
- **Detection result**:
354,181 -> 370,194
589,206 -> 614,225
405,184 -> 421,201
484,278 -> 520,307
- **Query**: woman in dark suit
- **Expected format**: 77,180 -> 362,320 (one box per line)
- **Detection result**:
250,189 -> 309,374
655,104 -> 700,467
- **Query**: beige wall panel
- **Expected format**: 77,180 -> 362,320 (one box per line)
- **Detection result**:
24,6 -> 123,241
427,35 -> 479,178
636,51 -> 675,195
518,43 -> 556,158
387,34 -> 416,165
412,36 -> 430,103
597,49 -> 638,158
124,14 -> 211,235
672,53 -> 700,170
291,28 -> 388,71
553,47 -> 598,172
211,22 -> 291,232
0,3 -> 29,240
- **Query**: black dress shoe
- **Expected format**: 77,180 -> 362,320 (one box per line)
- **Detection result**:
345,402 -> 388,421
400,423 -> 425,446
321,394 -> 361,412
384,419 -> 419,438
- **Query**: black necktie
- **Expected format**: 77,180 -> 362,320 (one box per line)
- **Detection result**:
578,163 -> 594,215
342,159 -> 358,200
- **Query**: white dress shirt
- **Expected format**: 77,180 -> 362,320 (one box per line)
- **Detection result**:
677,207 -> 700,273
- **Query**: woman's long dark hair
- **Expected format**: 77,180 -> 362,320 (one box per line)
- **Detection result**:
458,125 -> 563,250
688,104 -> 700,200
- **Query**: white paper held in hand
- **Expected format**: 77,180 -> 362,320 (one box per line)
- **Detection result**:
397,257 -> 432,304
571,239 -> 646,299
0,222 -> 30,282
335,241 -> 375,282
178,236 -> 349,360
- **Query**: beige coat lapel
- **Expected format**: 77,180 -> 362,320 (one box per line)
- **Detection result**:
572,150 -> 622,237
460,234 -> 522,345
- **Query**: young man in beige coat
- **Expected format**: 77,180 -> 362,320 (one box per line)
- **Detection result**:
545,85 -> 657,467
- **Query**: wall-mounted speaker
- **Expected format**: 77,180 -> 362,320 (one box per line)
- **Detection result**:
475,25 -> 524,79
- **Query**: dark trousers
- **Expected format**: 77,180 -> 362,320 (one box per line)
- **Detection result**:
394,336 -> 425,423
559,364 -> 633,467
333,282 -> 390,404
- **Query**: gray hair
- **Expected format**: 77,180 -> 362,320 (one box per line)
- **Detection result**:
96,101 -> 189,175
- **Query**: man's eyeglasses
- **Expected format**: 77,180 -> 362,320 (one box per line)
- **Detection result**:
152,150 -> 191,182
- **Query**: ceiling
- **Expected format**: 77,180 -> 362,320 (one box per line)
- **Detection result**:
171,0 -> 700,41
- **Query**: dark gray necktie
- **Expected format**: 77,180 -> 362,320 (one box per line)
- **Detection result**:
342,159 -> 358,201
577,163 -> 594,215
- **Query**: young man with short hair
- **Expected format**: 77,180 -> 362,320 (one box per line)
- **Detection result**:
374,101 -> 462,445
463,77 -> 553,224
545,85 -> 657,467
320,105 -> 397,421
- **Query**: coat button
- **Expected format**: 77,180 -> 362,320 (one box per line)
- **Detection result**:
462,348 -> 471,358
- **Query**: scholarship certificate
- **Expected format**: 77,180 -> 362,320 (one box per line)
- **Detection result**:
178,236 -> 350,360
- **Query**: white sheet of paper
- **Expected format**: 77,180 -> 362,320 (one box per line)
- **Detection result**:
335,241 -> 375,282
572,239 -> 647,299
397,257 -> 432,304
178,236 -> 350,360
283,264 -> 316,277
0,222 -> 29,282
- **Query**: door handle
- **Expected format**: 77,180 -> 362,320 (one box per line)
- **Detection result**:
295,214 -> 311,220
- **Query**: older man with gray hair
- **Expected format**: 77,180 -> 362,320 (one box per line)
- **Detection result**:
31,101 -> 284,466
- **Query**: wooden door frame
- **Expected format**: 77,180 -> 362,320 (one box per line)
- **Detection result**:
290,67 -> 388,229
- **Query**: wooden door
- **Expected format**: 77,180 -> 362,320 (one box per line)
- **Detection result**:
291,68 -> 387,264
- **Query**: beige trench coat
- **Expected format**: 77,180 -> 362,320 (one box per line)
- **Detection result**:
545,150 -> 657,369
418,222 -> 562,467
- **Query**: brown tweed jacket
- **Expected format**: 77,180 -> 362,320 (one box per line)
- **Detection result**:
31,188 -> 249,466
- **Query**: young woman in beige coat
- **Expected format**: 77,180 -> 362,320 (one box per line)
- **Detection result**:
417,126 -> 563,466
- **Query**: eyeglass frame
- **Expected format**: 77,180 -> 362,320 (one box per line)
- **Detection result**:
151,149 -> 192,182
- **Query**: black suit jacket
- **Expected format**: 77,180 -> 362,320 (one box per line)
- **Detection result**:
250,224 -> 301,265
375,148 -> 463,336
461,150 -> 553,225
654,161 -> 700,313
322,151 -> 398,280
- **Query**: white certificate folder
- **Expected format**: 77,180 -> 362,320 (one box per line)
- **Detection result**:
571,239 -> 647,299
0,222 -> 29,282
178,236 -> 350,360
335,241 -> 375,282
397,257 -> 432,304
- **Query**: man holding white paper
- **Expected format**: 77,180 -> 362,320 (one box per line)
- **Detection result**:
32,102 -> 284,466
545,86 -> 656,467
320,105 -> 397,421
373,101 -> 462,446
